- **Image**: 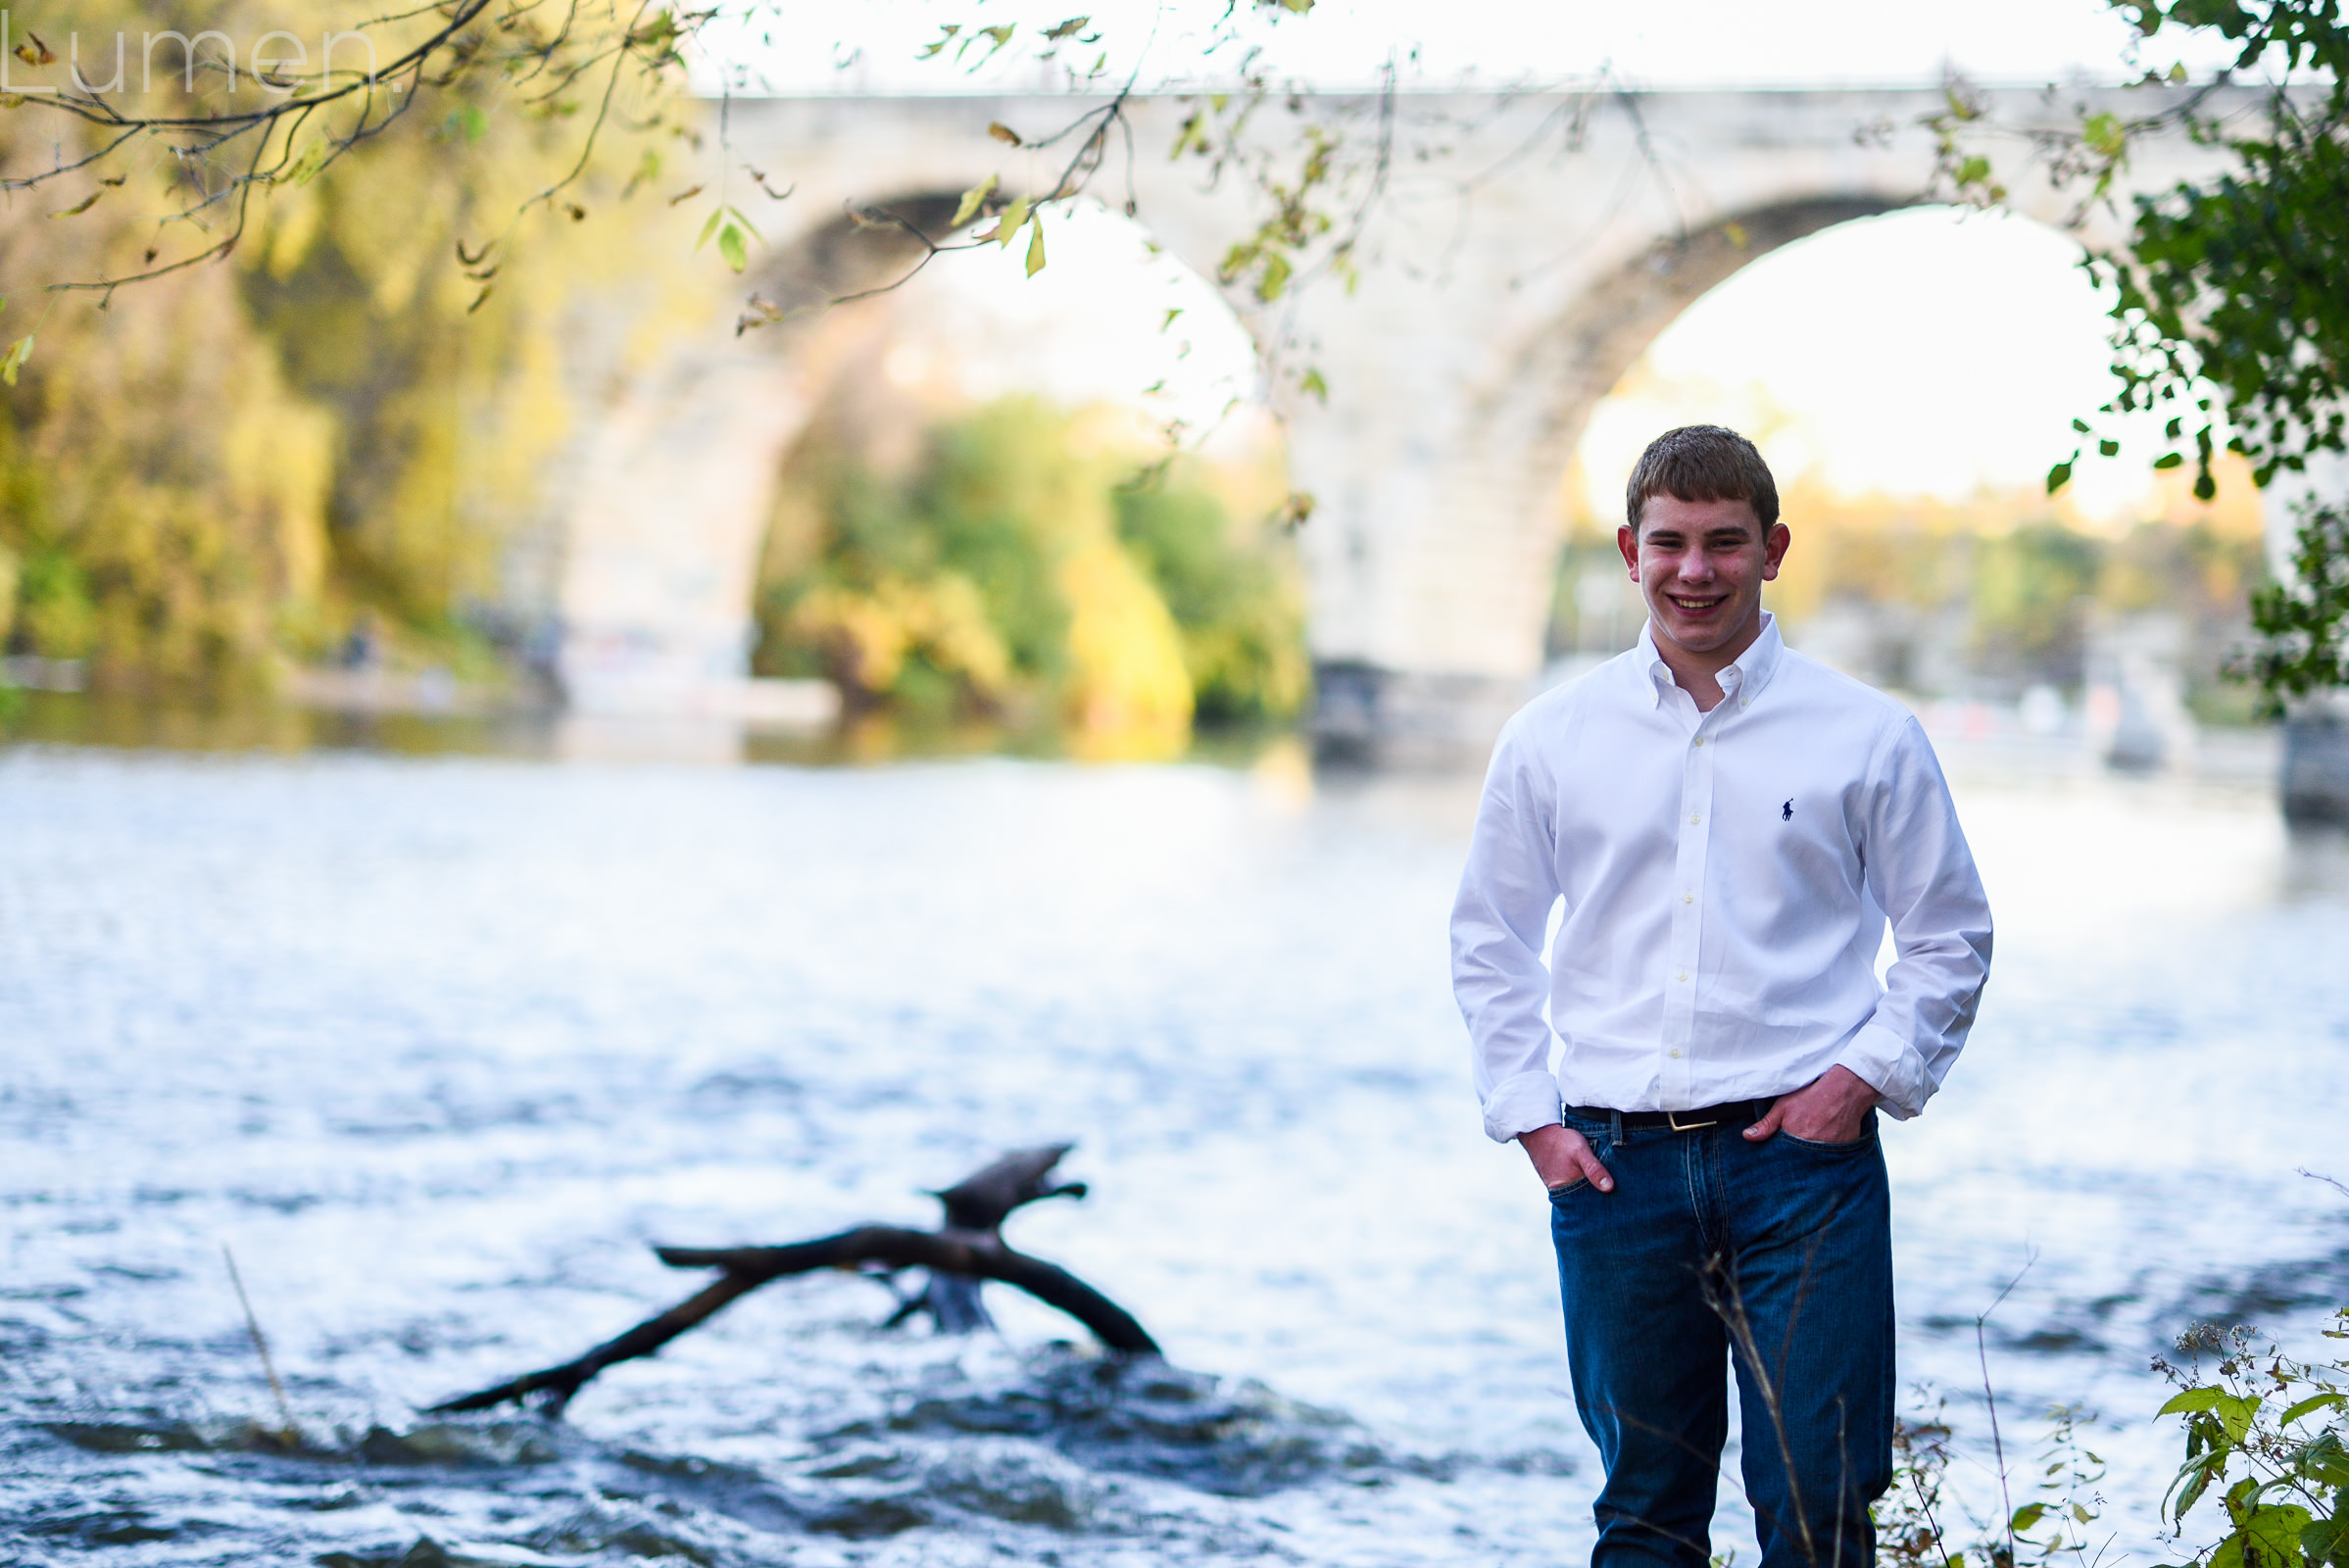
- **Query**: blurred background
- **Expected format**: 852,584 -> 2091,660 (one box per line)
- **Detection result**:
3,3 -> 2345,1566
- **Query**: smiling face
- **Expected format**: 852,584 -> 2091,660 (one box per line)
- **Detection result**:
1616,494 -> 1791,665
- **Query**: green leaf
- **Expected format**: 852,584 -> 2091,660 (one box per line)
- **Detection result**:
1299,367 -> 1328,404
1254,250 -> 1292,302
2073,417 -> 2092,433
2299,1431 -> 2349,1486
1043,16 -> 1090,40
2011,1503 -> 2048,1533
288,136 -> 334,186
996,194 -> 1030,247
717,222 -> 749,273
0,333 -> 30,387
1160,307 -> 1183,331
1024,214 -> 1046,276
696,207 -> 723,250
1957,155 -> 1993,187
2083,111 -> 2128,158
961,24 -> 1015,66
2173,1448 -> 2227,1519
456,105 -> 487,144
2163,1388 -> 2227,1417
2046,461 -> 2075,494
918,24 -> 960,59
952,172 -> 998,228
2153,451 -> 2185,469
726,204 -> 762,242
2099,438 -> 2121,457
2216,1393 -> 2262,1444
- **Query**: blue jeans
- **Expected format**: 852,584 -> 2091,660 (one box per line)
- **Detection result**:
1548,1106 -> 1894,1568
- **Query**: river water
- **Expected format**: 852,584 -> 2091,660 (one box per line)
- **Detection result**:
3,727 -> 2345,1567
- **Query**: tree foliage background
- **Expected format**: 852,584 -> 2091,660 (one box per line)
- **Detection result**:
753,388 -> 1305,755
8,0 -> 2348,712
0,0 -> 1337,720
1942,0 -> 2349,704
0,0 -> 712,689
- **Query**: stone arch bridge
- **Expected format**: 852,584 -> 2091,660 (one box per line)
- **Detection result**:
542,86 -> 2238,751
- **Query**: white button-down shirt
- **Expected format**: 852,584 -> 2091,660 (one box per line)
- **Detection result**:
1450,614 -> 1991,1142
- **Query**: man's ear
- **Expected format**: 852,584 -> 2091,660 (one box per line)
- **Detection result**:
1617,523 -> 1640,579
1761,521 -> 1791,582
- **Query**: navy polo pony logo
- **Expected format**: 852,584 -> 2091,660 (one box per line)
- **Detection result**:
1781,800 -> 1793,821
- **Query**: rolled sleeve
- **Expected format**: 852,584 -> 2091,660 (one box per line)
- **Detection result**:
1851,716 -> 1994,1119
1835,1022 -> 1931,1120
1483,1069 -> 1564,1143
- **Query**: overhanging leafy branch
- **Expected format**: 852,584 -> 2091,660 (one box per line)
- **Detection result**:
1928,0 -> 2349,704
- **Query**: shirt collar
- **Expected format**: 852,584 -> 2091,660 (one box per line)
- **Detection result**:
1637,612 -> 1785,712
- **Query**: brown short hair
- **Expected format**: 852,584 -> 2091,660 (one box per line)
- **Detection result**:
1625,425 -> 1779,535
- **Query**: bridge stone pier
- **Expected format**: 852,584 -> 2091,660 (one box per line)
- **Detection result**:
548,85 -> 2244,758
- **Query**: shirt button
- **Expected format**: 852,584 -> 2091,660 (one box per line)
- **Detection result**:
1676,970 -> 1688,982
1682,892 -> 1694,905
1688,813 -> 1701,824
1692,737 -> 1705,748
1669,1048 -> 1683,1059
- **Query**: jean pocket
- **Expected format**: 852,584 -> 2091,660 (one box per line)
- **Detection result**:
1776,1128 -> 1875,1152
1546,1177 -> 1590,1198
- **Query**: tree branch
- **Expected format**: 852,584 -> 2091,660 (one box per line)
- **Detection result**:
425,1149 -> 1155,1419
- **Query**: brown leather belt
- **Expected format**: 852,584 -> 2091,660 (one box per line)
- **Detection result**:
1565,1099 -> 1776,1132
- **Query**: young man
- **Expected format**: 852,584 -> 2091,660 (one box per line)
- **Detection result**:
1450,425 -> 1992,1568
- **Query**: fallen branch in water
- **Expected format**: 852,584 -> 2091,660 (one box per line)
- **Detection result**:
428,1146 -> 1157,1418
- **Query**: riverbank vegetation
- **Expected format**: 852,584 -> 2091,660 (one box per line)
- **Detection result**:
0,0 -> 705,695
752,393 -> 1306,759
1880,1310 -> 2348,1568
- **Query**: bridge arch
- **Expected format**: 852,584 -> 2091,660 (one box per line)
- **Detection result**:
1311,193 -> 1911,753
1483,195 -> 1909,519
551,185 -> 1271,719
533,88 -> 2246,749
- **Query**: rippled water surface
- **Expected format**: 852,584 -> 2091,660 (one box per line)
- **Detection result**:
4,736 -> 2346,1566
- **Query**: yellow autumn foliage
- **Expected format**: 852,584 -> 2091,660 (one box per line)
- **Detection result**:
0,0 -> 710,689
1057,536 -> 1195,760
789,574 -> 1012,698
757,391 -> 1301,754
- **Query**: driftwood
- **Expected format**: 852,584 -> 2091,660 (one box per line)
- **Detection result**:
429,1146 -> 1156,1418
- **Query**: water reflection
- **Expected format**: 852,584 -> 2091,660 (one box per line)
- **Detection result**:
1,725 -> 2343,1565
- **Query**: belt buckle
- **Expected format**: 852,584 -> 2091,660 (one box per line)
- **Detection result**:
1667,1108 -> 1718,1132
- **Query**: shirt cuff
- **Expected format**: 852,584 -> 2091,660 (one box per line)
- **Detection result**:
1835,1024 -> 1931,1121
1482,1070 -> 1563,1144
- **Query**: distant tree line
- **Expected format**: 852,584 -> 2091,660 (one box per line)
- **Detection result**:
754,394 -> 1306,756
